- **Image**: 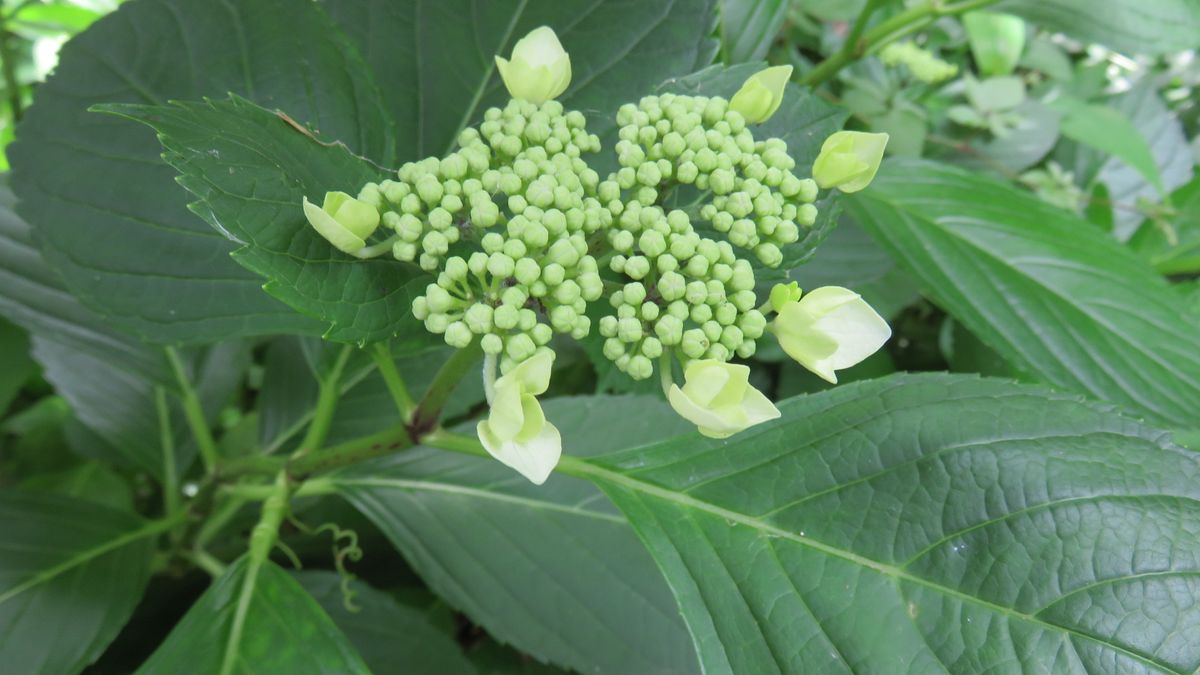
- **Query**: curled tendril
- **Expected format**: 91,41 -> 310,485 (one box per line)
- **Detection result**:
289,514 -> 365,613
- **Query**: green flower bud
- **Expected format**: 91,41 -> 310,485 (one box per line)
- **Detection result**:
656,315 -> 684,345
681,328 -> 709,359
506,333 -> 537,361
769,281 -> 803,312
812,131 -> 889,193
303,192 -> 381,254
494,304 -> 520,330
445,321 -> 473,348
627,355 -> 653,380
617,317 -> 643,342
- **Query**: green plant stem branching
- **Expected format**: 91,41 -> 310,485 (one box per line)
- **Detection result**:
295,344 -> 355,456
371,341 -> 416,421
801,0 -> 1002,87
165,346 -> 221,474
154,386 -> 182,524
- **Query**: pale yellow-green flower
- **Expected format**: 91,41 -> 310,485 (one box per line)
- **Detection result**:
477,349 -> 561,484
495,26 -> 571,104
772,286 -> 890,383
812,131 -> 889,193
302,191 -> 380,254
729,65 -> 792,124
668,360 -> 779,439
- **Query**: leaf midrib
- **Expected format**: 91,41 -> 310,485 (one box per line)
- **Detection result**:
562,455 -> 1181,674
0,516 -> 172,605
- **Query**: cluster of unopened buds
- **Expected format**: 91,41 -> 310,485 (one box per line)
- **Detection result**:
302,26 -> 891,484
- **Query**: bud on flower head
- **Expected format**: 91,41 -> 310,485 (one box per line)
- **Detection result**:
812,131 -> 889,193
495,26 -> 572,104
668,360 -> 780,438
729,65 -> 792,124
772,286 -> 891,383
303,192 -> 380,254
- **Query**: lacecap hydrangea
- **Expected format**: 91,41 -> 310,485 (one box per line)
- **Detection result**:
301,26 -> 890,484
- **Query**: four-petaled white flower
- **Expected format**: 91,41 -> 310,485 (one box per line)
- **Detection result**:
812,131 -> 889,193
668,360 -> 780,439
772,286 -> 891,383
477,350 -> 562,484
302,191 -> 380,254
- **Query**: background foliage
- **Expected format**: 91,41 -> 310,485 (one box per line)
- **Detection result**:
2,0 -> 1200,673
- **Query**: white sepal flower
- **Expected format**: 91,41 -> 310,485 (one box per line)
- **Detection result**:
668,360 -> 780,439
495,26 -> 571,104
772,286 -> 891,383
729,65 -> 792,124
477,349 -> 561,484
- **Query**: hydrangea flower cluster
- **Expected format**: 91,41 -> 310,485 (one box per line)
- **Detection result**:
302,25 -> 891,484
880,41 -> 959,84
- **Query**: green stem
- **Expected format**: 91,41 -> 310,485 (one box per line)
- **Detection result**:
186,549 -> 227,578
801,0 -> 1001,87
165,347 -> 220,474
659,352 -> 674,398
195,496 -> 247,553
841,0 -> 883,59
218,454 -> 287,479
154,386 -> 181,522
286,422 -> 413,477
222,477 -> 338,500
222,472 -> 289,675
410,341 -> 483,432
295,344 -> 354,456
371,341 -> 415,421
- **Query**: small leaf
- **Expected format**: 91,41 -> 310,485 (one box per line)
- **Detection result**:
1052,96 -> 1164,195
138,558 -> 369,674
295,571 -> 474,675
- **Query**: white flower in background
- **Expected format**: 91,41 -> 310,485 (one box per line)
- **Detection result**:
495,26 -> 572,104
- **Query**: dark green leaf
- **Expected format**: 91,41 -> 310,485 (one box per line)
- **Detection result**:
997,0 -> 1200,55
719,0 -> 789,63
849,159 -> 1200,428
99,96 -> 429,344
578,374 -> 1200,673
18,461 -> 134,511
295,571 -> 474,675
0,492 -> 162,675
335,396 -> 697,675
138,557 -> 369,674
0,174 -> 166,382
322,0 -> 719,162
8,0 -> 396,342
0,318 -> 36,415
1129,176 -> 1200,275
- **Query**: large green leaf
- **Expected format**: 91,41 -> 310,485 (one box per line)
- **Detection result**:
138,557 -> 368,674
7,0 -> 398,342
100,96 -> 430,344
573,374 -> 1200,673
295,571 -> 475,675
335,396 -> 698,675
998,0 -> 1200,55
0,174 -> 165,381
0,492 -> 165,675
847,159 -> 1200,429
321,0 -> 719,162
719,0 -> 789,63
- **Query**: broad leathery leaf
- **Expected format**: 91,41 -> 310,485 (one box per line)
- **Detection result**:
997,0 -> 1200,56
295,571 -> 475,675
7,0 -> 397,342
0,492 -> 164,675
321,0 -> 719,162
137,558 -> 369,674
575,374 -> 1200,674
848,159 -> 1200,429
334,396 -> 698,675
99,96 -> 432,345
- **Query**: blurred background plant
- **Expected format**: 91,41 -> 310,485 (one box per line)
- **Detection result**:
0,0 -> 113,169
